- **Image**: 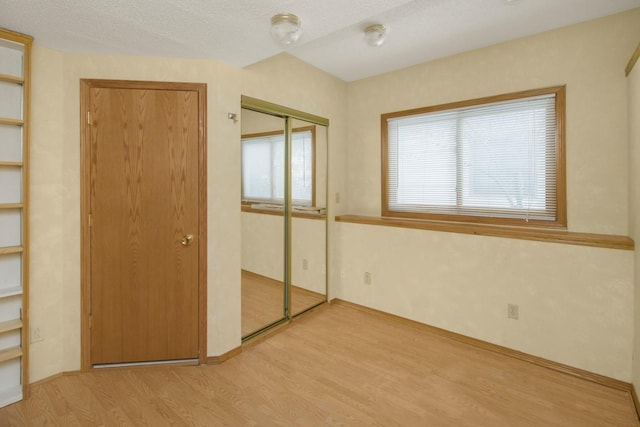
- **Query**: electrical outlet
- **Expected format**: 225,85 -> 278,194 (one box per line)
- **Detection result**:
335,192 -> 341,204
340,270 -> 346,280
30,325 -> 44,343
364,272 -> 372,285
302,259 -> 308,270
507,304 -> 519,320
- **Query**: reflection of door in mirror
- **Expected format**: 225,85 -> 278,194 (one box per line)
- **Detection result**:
291,118 -> 327,316
240,108 -> 286,338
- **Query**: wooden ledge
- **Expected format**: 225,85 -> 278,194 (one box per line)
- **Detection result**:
0,246 -> 23,255
0,319 -> 22,334
0,346 -> 22,363
0,73 -> 23,84
241,204 -> 326,220
0,117 -> 23,126
0,203 -> 23,209
335,214 -> 634,250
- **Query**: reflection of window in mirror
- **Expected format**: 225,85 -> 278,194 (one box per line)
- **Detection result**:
242,126 -> 318,209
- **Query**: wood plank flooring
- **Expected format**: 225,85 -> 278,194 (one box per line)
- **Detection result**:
241,270 -> 325,337
2,301 -> 638,426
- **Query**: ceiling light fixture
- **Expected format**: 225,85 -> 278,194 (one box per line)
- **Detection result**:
270,13 -> 302,46
364,24 -> 386,47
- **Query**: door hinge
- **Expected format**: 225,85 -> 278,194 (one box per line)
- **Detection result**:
88,213 -> 93,227
87,111 -> 91,125
88,314 -> 92,329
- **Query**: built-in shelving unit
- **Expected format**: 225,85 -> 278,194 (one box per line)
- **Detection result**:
0,27 -> 31,409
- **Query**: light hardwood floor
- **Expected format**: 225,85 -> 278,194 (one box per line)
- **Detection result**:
2,301 -> 638,426
241,270 -> 325,337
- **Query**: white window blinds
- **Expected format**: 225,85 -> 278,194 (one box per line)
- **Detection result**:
386,93 -> 558,221
242,130 -> 313,205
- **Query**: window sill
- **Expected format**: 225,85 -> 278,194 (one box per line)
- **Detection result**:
242,204 -> 326,220
334,214 -> 634,250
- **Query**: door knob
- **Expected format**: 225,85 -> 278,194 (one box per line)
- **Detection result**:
181,234 -> 194,246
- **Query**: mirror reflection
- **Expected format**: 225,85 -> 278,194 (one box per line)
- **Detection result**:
291,118 -> 327,316
240,105 -> 328,340
240,108 -> 286,337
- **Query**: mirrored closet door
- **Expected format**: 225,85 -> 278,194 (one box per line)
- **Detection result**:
240,108 -> 287,337
290,118 -> 327,316
240,98 -> 328,340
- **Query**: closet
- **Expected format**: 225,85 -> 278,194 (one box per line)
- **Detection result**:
240,96 -> 328,339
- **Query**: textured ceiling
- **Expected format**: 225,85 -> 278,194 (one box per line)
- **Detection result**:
1,0 -> 638,81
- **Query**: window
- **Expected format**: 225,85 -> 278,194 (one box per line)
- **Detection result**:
242,126 -> 315,206
382,86 -> 566,227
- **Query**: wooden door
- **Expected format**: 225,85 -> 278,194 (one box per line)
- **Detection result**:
84,81 -> 206,365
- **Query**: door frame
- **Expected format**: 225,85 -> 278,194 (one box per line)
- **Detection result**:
79,79 -> 208,370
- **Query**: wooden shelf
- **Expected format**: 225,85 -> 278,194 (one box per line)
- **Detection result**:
241,204 -> 327,220
0,346 -> 21,363
0,27 -> 31,409
0,118 -> 23,126
0,73 -> 23,84
0,246 -> 23,255
0,319 -> 22,334
0,286 -> 23,298
0,161 -> 22,167
335,214 -> 635,251
0,203 -> 22,210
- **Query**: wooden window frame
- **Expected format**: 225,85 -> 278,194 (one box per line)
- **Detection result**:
381,86 -> 567,230
241,125 -> 316,208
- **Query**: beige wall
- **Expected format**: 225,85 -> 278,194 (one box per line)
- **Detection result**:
29,47 -> 245,381
346,10 -> 640,233
339,10 -> 640,381
629,48 -> 640,386
241,53 -> 349,300
28,48 -> 347,382
27,9 -> 639,384
30,45 -> 66,381
241,53 -> 349,217
241,213 -> 327,294
240,103 -> 330,295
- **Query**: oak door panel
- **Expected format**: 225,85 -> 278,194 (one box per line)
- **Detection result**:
90,87 -> 199,364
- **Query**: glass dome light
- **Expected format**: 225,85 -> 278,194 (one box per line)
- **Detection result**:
271,13 -> 302,46
364,24 -> 387,47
